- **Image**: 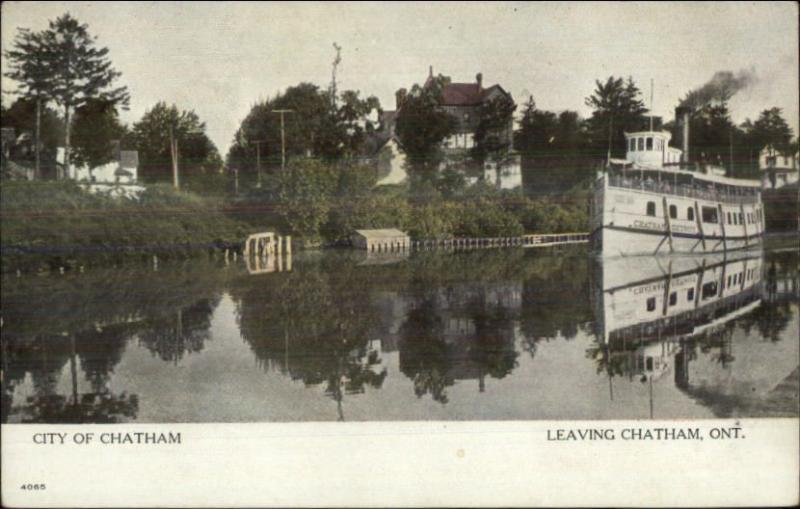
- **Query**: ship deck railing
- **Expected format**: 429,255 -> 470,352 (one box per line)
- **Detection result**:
607,174 -> 759,204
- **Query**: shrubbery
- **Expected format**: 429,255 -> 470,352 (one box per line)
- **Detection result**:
1,181 -> 246,272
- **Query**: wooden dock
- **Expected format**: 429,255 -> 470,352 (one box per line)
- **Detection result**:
412,232 -> 589,251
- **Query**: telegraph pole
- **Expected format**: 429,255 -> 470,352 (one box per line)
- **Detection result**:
253,140 -> 265,188
272,109 -> 294,170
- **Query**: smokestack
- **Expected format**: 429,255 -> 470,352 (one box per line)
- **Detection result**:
429,65 -> 433,79
675,106 -> 691,163
476,72 -> 483,91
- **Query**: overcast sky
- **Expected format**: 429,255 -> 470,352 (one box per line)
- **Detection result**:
2,1 -> 798,156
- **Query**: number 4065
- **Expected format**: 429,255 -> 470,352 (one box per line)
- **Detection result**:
21,483 -> 46,490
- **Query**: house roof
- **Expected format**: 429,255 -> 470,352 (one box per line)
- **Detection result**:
354,228 -> 408,239
442,83 -> 483,106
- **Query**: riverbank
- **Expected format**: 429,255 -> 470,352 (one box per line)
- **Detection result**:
1,179 -> 590,273
0,181 -> 249,273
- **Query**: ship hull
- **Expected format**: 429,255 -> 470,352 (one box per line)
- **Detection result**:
590,174 -> 765,258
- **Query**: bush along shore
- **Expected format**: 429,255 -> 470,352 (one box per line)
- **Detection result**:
1,155 -> 596,274
1,181 -> 249,273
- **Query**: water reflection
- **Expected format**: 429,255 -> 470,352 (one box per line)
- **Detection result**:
2,246 -> 797,422
591,249 -> 799,417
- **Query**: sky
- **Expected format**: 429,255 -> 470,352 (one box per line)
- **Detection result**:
2,1 -> 798,156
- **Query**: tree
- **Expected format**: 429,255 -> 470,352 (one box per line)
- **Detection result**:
585,76 -> 646,161
471,94 -> 517,187
131,102 -> 220,185
70,98 -> 127,172
275,159 -> 338,239
3,27 -> 52,178
0,98 -> 64,174
751,108 -> 794,154
41,13 -> 129,178
515,96 -> 590,193
227,82 -> 381,185
395,75 -> 457,181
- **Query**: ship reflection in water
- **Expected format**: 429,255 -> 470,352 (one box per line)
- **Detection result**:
592,250 -> 798,418
2,246 -> 798,423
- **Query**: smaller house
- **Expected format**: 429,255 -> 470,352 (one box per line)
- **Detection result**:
760,145 -> 799,190
352,228 -> 410,253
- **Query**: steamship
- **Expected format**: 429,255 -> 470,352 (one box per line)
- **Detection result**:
590,107 -> 764,257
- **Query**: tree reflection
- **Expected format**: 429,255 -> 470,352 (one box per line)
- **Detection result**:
232,258 -> 388,419
398,284 -> 519,404
137,298 -> 218,363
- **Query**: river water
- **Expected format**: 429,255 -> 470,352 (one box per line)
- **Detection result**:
2,245 -> 798,423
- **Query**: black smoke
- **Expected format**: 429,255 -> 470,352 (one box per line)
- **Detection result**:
680,69 -> 757,111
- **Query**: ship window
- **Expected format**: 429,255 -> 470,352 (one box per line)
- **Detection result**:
646,357 -> 654,371
646,297 -> 656,312
701,206 -> 718,223
646,201 -> 656,216
702,282 -> 717,299
727,275 -> 732,288
733,213 -> 738,225
669,204 -> 677,219
629,138 -> 636,152
669,292 -> 677,306
687,288 -> 695,301
646,137 -> 653,150
739,212 -> 744,224
687,207 -> 694,221
638,138 -> 644,151
727,212 -> 732,224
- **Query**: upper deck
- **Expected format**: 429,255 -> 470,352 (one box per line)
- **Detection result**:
600,130 -> 762,205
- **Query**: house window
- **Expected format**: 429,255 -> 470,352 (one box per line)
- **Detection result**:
687,207 -> 694,221
646,137 -> 653,150
687,288 -> 695,301
646,201 -> 656,216
646,297 -> 656,312
701,206 -> 718,224
669,204 -> 677,219
630,138 -> 636,152
669,292 -> 677,306
638,138 -> 645,151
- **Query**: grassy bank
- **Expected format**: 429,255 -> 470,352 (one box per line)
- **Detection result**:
1,181 -> 249,272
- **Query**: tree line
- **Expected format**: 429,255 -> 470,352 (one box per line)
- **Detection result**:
4,14 -> 796,206
2,13 -> 222,193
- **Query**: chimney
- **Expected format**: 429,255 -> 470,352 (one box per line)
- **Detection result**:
395,88 -> 407,110
476,72 -> 483,91
675,106 -> 691,163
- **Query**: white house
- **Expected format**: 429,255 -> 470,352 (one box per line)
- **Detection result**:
760,145 -> 799,190
58,143 -> 144,198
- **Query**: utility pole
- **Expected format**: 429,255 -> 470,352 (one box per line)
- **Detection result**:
272,109 -> 294,170
253,140 -> 265,188
169,124 -> 179,189
169,123 -> 203,190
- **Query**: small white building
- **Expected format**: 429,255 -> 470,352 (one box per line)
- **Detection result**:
351,228 -> 410,252
760,145 -> 799,190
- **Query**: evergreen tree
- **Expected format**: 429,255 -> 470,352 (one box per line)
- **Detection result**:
41,13 -> 130,178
